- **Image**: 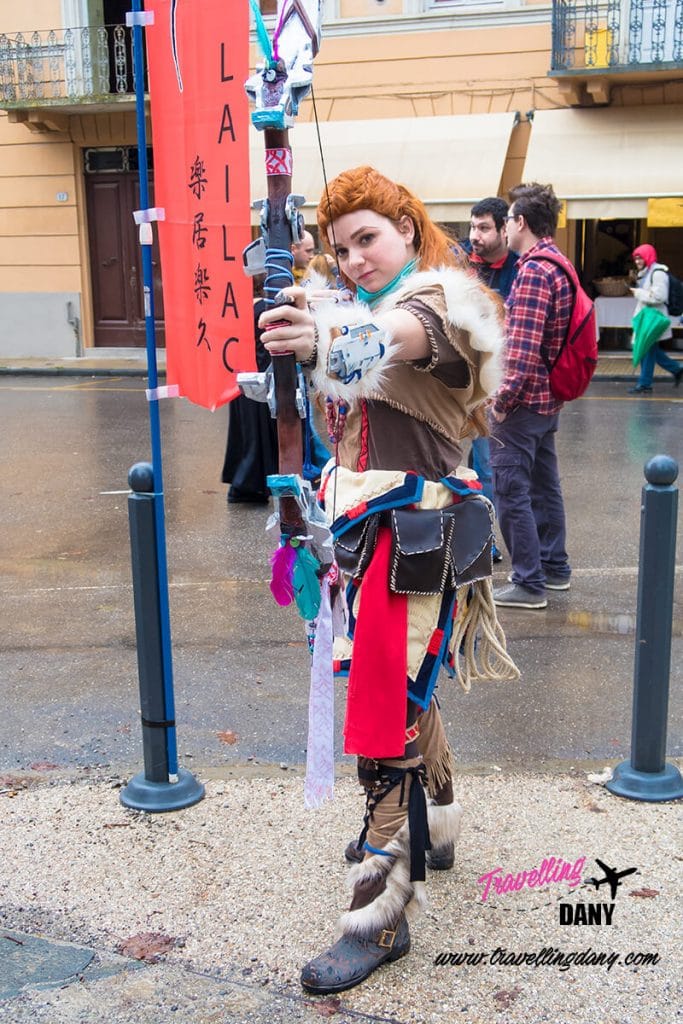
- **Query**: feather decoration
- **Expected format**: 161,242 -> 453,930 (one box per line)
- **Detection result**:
269,540 -> 296,606
293,546 -> 322,620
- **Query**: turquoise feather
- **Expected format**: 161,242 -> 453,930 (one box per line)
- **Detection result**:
293,547 -> 321,620
248,0 -> 274,62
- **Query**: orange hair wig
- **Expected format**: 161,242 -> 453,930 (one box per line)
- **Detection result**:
317,165 -> 467,290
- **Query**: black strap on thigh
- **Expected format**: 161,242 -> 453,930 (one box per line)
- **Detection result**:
355,763 -> 432,883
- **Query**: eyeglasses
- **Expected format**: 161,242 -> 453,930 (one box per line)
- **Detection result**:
505,214 -> 518,221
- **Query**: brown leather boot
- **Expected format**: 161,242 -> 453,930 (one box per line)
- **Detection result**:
344,840 -> 364,864
424,800 -> 461,870
426,840 -> 455,870
300,913 -> 410,994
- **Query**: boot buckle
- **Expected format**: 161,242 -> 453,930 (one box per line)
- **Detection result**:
378,928 -> 396,950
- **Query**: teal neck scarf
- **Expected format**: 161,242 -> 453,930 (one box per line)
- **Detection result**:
356,258 -> 418,309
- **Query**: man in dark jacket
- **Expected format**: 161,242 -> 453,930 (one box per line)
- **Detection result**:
468,197 -> 519,298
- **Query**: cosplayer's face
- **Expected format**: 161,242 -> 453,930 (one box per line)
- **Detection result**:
328,210 -> 416,293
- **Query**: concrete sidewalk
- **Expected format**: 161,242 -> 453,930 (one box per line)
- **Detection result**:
2,356 -> 681,1022
1,764 -> 681,1024
0,348 -> 677,382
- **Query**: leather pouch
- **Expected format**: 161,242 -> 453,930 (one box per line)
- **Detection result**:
335,513 -> 380,580
389,500 -> 493,595
389,508 -> 450,595
446,498 -> 493,589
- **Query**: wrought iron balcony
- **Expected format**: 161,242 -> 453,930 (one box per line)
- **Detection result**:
0,24 -> 140,108
550,0 -> 683,103
552,0 -> 683,73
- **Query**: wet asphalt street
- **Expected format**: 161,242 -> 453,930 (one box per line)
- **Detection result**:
1,375 -> 681,776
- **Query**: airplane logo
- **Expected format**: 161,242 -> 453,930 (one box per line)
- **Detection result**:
588,859 -> 638,900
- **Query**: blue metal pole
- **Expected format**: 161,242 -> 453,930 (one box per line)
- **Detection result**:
130,0 -> 178,777
607,455 -> 683,802
121,463 -> 204,812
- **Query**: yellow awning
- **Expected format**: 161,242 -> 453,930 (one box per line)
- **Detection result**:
249,112 -> 518,225
522,106 -> 683,220
648,197 -> 683,227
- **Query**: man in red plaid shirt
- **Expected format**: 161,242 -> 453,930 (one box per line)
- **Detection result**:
489,182 -> 573,609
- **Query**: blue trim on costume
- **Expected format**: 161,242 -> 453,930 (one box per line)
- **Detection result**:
364,842 -> 394,857
345,578 -> 358,639
408,590 -> 457,708
441,593 -> 458,681
440,475 -> 484,498
331,474 -> 424,538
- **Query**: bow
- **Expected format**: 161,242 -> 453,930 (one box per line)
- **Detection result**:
240,1 -> 336,808
239,1 -> 333,615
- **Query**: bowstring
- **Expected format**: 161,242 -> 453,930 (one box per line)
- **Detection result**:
311,82 -> 341,525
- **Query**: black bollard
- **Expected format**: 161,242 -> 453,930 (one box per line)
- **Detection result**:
120,462 -> 205,812
607,455 -> 683,802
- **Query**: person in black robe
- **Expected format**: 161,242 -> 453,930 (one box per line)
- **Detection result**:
222,287 -> 330,503
221,294 -> 278,503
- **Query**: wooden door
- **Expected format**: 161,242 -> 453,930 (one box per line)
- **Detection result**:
86,172 -> 165,347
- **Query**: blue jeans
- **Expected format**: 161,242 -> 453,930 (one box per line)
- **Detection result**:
637,344 -> 681,387
303,420 -> 330,481
470,436 -> 494,504
490,407 -> 571,595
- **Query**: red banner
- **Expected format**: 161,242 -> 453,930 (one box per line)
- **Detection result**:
144,0 -> 255,410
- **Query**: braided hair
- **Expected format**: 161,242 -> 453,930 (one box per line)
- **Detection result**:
317,165 -> 467,291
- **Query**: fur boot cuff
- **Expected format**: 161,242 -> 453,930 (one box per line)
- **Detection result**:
427,799 -> 463,849
337,823 -> 427,940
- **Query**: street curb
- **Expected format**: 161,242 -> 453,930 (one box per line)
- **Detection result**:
0,367 -> 635,383
0,366 -> 163,378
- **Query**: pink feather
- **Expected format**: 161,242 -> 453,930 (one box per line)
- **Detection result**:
270,542 -> 296,606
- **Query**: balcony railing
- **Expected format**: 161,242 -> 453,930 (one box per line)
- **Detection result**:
552,0 -> 683,72
0,24 -> 140,106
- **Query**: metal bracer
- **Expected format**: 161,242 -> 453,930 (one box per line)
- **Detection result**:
327,323 -> 389,385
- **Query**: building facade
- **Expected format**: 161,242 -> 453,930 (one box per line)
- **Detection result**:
1,0 -> 682,356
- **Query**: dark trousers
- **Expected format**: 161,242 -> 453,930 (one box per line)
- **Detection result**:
637,343 -> 681,387
490,406 -> 570,595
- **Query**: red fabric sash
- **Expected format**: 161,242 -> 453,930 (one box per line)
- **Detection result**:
343,527 -> 408,758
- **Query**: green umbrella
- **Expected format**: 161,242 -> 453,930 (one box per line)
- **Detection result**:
631,306 -> 671,366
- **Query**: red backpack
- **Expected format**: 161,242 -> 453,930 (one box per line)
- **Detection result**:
533,249 -> 599,402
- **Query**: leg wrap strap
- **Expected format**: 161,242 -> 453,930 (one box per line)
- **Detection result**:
356,763 -> 432,883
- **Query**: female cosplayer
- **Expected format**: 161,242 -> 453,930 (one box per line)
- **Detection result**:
259,166 -> 517,994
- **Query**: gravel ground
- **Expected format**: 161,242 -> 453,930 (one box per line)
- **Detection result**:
0,766 -> 681,1024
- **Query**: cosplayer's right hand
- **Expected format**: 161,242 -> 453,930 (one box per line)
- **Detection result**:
259,287 -> 316,363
